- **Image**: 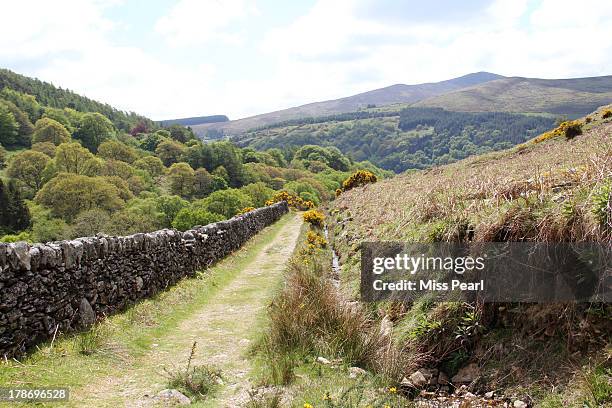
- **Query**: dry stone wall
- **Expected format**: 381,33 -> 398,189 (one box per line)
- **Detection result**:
0,202 -> 289,358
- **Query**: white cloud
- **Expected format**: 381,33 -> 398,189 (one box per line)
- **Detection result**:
155,0 -> 259,47
1,0 -> 611,120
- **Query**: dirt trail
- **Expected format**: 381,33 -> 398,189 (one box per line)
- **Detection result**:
73,213 -> 303,407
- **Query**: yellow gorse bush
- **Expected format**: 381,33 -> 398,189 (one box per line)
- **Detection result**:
533,120 -> 583,144
306,230 -> 327,248
303,209 -> 325,227
341,170 -> 377,192
235,207 -> 255,216
265,191 -> 315,210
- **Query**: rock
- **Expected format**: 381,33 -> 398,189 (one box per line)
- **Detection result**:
485,391 -> 494,399
316,356 -> 331,365
157,389 -> 191,405
419,368 -> 438,385
379,315 -> 393,337
135,276 -> 144,291
513,401 -> 527,408
348,367 -> 367,378
409,371 -> 428,388
451,362 -> 480,384
437,371 -> 450,385
79,298 -> 96,327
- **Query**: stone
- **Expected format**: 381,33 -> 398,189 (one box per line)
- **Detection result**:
316,356 -> 331,365
9,242 -> 31,270
451,362 -> 480,384
135,277 -> 144,291
157,389 -> 191,405
485,391 -> 494,399
348,367 -> 367,378
409,371 -> 428,388
79,298 -> 96,327
513,401 -> 527,408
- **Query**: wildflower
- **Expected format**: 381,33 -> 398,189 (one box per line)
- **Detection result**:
304,403 -> 313,408
388,386 -> 397,393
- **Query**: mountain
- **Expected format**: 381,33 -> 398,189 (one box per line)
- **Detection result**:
192,72 -> 504,136
414,75 -> 612,115
158,115 -> 229,127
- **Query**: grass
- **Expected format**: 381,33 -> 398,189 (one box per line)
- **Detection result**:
164,341 -> 223,401
327,108 -> 611,404
0,213 -> 293,406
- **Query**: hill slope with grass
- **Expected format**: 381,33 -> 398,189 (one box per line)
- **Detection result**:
192,72 -> 503,136
414,75 -> 612,116
322,105 -> 611,406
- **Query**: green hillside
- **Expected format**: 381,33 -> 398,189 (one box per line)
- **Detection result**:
415,75 -> 612,115
235,107 -> 556,173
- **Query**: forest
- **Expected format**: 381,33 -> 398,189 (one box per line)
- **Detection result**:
236,107 -> 556,172
0,72 -> 387,243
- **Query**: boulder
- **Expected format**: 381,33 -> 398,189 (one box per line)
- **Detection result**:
348,367 -> 367,378
79,298 -> 96,327
157,389 -> 191,405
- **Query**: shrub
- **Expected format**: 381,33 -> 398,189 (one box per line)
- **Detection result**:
265,191 -> 314,210
172,207 -> 224,231
203,189 -> 253,218
603,110 -> 612,119
306,230 -> 327,248
560,120 -> 582,139
303,209 -> 325,227
236,207 -> 255,216
335,188 -> 342,197
342,170 -> 377,192
592,182 -> 611,231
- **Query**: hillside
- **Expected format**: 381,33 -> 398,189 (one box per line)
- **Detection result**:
192,72 -> 503,136
0,69 -> 153,132
236,107 -> 556,172
415,75 -> 612,115
323,106 -> 611,406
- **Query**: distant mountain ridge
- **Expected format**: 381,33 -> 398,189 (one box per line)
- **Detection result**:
158,115 -> 229,127
192,72 -> 612,136
414,75 -> 612,115
192,72 -> 504,135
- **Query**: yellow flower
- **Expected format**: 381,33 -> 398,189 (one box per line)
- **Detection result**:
388,386 -> 397,393
304,403 -> 313,408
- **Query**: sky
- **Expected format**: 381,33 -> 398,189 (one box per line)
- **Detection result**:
1,0 -> 611,121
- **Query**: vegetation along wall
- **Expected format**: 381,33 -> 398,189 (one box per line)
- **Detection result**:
0,201 -> 289,358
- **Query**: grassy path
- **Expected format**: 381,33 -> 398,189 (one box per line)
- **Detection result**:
0,213 -> 302,408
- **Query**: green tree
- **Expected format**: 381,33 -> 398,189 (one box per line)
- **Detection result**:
69,209 -> 111,238
32,117 -> 71,145
35,173 -> 125,220
98,139 -> 138,163
1,100 -> 33,146
202,189 -> 253,218
54,142 -> 99,175
0,144 -> 6,169
133,156 -> 165,177
166,124 -> 195,143
42,107 -> 74,132
6,150 -> 51,191
0,178 -> 31,235
101,159 -> 136,179
240,182 -> 274,207
155,195 -> 189,228
155,139 -> 186,166
171,207 -> 224,231
0,88 -> 41,121
74,112 -> 115,152
168,162 -> 195,197
0,103 -> 19,146
31,141 -> 57,157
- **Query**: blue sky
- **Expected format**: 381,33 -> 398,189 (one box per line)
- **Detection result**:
1,0 -> 611,120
